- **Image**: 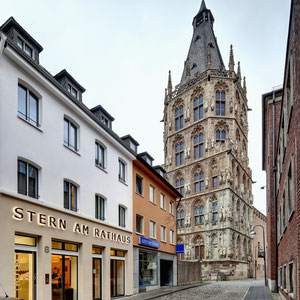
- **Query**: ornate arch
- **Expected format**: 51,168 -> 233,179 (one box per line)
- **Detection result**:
215,120 -> 229,132
192,234 -> 204,245
172,98 -> 184,111
191,86 -> 204,99
192,197 -> 204,208
191,124 -> 204,137
191,163 -> 204,175
172,133 -> 184,146
214,80 -> 229,92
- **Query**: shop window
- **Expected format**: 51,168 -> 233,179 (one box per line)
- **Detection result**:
160,193 -> 165,209
150,221 -> 156,238
95,195 -> 106,221
110,250 -> 125,257
92,247 -> 103,255
15,234 -> 36,246
139,250 -> 158,286
52,241 -> 78,252
64,180 -> 78,212
176,178 -> 184,196
92,254 -> 102,300
18,160 -> 39,199
118,206 -> 126,228
110,258 -> 125,297
194,95 -> 204,121
15,236 -> 37,300
149,185 -> 155,203
136,174 -> 143,195
136,214 -> 144,235
175,106 -> 184,131
18,84 -> 40,127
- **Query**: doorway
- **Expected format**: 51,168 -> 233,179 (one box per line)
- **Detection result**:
160,260 -> 173,286
15,251 -> 36,300
51,255 -> 78,300
93,258 -> 102,300
110,259 -> 125,297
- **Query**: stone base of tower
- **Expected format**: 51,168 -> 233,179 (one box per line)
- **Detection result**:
201,261 -> 250,281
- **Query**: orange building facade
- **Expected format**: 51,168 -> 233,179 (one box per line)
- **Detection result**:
132,152 -> 181,293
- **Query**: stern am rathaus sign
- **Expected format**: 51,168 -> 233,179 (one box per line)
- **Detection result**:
12,206 -> 131,245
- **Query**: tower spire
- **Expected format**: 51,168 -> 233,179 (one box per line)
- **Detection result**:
199,0 -> 207,13
228,44 -> 235,75
243,76 -> 247,95
237,61 -> 241,84
167,70 -> 173,96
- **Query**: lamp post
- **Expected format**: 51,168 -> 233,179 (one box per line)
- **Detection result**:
250,225 -> 267,286
254,243 -> 259,280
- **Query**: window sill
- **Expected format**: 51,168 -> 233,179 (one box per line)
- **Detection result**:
17,115 -> 43,132
150,201 -> 156,206
136,232 -> 144,236
136,192 -> 144,198
149,236 -> 156,240
119,179 -> 128,186
161,240 -> 167,244
63,144 -> 81,156
160,207 -> 166,211
95,164 -> 107,173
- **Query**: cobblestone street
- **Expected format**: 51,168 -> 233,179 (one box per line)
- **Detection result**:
155,279 -> 264,300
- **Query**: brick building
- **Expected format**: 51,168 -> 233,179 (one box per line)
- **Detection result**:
163,0 -> 254,280
262,0 -> 299,298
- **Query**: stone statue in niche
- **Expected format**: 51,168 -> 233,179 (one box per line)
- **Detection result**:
204,99 -> 208,112
211,99 -> 215,111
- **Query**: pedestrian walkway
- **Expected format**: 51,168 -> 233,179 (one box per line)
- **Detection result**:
122,283 -> 205,300
244,286 -> 273,300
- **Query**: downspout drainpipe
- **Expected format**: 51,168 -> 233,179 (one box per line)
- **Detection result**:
272,91 -> 278,293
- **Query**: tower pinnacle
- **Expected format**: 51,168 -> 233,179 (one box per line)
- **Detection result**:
167,70 -> 173,96
237,61 -> 241,84
228,44 -> 235,74
243,76 -> 247,95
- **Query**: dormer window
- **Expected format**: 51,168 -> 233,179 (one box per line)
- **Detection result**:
101,115 -> 109,127
16,36 -> 33,58
67,84 -> 78,99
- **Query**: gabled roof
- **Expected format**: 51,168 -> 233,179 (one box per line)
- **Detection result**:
0,16 -> 43,52
54,69 -> 86,93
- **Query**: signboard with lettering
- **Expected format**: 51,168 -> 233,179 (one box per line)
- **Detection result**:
176,244 -> 184,253
138,237 -> 160,249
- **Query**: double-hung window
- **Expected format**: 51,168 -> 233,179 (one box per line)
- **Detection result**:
64,118 -> 78,151
216,90 -> 226,116
95,142 -> 105,168
119,206 -> 126,227
18,160 -> 38,199
170,200 -> 174,215
194,95 -> 204,121
95,195 -> 105,221
150,221 -> 156,238
64,181 -> 77,211
18,84 -> 39,127
160,193 -> 165,209
170,230 -> 174,244
118,160 -> 126,182
160,226 -> 166,242
149,185 -> 155,203
175,142 -> 184,166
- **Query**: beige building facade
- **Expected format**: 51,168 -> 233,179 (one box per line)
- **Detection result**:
163,1 -> 254,280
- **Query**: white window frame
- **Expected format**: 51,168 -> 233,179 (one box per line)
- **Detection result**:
118,159 -> 126,183
149,185 -> 155,204
160,225 -> 166,242
16,36 -> 33,58
149,221 -> 156,239
170,229 -> 174,245
95,141 -> 106,169
160,193 -> 165,210
169,200 -> 174,215
136,174 -> 143,196
64,116 -> 80,152
118,205 -> 126,228
95,194 -> 106,221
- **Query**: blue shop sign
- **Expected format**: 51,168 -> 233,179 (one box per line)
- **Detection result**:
176,244 -> 184,253
139,237 -> 160,249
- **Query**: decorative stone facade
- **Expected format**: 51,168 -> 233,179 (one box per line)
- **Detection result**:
163,1 -> 253,280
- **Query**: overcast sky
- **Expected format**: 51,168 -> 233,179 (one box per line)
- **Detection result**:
0,0 -> 291,215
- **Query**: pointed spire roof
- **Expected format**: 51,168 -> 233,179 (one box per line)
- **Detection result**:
180,1 -> 224,85
167,70 -> 173,95
228,44 -> 235,73
237,61 -> 241,83
243,76 -> 247,95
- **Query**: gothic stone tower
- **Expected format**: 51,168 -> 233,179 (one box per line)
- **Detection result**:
163,1 -> 254,280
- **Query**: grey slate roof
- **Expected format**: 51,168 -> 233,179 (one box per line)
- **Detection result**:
180,1 -> 224,85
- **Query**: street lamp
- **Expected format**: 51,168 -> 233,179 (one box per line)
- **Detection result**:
250,225 -> 267,286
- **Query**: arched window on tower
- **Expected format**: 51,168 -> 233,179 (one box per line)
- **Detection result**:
175,142 -> 184,166
177,210 -> 185,227
212,201 -> 218,222
195,205 -> 205,225
194,133 -> 204,159
175,106 -> 184,131
194,95 -> 204,121
216,129 -> 226,144
194,171 -> 204,193
216,90 -> 226,116
176,178 -> 184,196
